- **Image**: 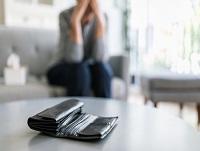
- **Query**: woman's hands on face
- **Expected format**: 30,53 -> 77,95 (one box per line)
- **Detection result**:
72,0 -> 90,24
90,0 -> 101,17
70,0 -> 90,44
90,0 -> 105,38
72,0 -> 102,23
70,0 -> 105,43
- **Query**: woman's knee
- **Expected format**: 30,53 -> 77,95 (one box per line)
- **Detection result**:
92,62 -> 113,79
71,62 -> 91,86
67,62 -> 91,96
46,63 -> 68,86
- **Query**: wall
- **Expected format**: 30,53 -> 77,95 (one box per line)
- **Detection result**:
106,6 -> 124,55
0,0 -> 5,24
2,0 -> 125,54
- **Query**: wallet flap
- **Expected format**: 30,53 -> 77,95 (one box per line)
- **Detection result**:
37,99 -> 84,121
78,117 -> 118,138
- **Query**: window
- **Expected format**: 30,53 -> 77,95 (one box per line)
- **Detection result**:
130,0 -> 200,75
4,0 -> 76,29
3,0 -> 126,56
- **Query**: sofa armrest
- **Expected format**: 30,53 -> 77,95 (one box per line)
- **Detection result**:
109,55 -> 130,100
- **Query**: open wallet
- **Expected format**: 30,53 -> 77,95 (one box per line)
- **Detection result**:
27,99 -> 118,140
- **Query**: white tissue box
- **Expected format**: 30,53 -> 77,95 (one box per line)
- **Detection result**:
4,67 -> 27,85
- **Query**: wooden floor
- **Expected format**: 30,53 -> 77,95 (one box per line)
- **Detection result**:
128,85 -> 198,129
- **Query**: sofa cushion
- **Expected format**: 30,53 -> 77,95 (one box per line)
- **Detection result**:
0,26 -> 58,77
0,77 -> 52,102
45,78 -> 126,100
142,74 -> 200,90
152,91 -> 200,103
0,76 -> 126,102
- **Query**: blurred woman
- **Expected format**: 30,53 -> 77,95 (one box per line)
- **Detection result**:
47,0 -> 112,98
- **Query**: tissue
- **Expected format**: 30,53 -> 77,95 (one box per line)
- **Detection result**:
4,53 -> 27,85
7,53 -> 20,70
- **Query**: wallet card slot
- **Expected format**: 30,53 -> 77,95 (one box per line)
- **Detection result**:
58,114 -> 97,137
60,113 -> 87,135
57,108 -> 82,127
78,117 -> 118,137
37,99 -> 84,121
69,114 -> 97,136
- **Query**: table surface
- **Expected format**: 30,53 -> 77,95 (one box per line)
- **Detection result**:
0,97 -> 200,151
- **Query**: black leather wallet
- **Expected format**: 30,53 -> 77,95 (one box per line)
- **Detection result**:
28,99 -> 118,140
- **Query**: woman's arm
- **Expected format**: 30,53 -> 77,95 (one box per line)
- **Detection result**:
58,10 -> 84,63
90,0 -> 108,62
70,0 -> 90,44
59,0 -> 90,62
90,0 -> 106,38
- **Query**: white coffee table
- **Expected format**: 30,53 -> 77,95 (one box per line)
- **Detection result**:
0,97 -> 200,151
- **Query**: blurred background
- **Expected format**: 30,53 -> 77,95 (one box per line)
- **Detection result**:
1,0 -> 200,79
1,0 -> 200,127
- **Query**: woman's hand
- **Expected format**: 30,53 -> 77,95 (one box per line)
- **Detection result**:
72,0 -> 90,23
90,0 -> 105,38
90,0 -> 100,17
70,0 -> 90,44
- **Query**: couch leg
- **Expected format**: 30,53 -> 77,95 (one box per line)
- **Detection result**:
179,103 -> 184,118
144,97 -> 148,105
197,104 -> 200,126
153,102 -> 157,108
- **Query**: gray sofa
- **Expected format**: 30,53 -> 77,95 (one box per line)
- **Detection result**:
140,72 -> 200,125
0,26 -> 130,102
